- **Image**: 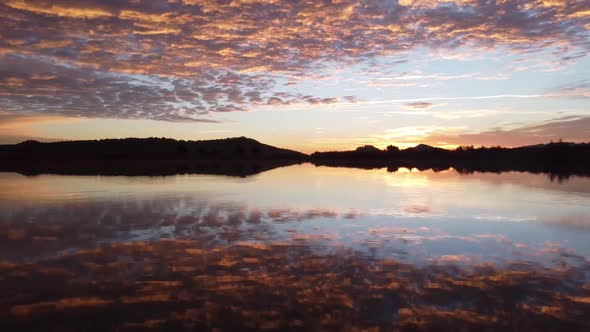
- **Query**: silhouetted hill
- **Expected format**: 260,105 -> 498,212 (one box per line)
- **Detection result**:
0,137 -> 307,177
311,142 -> 590,177
405,144 -> 440,152
0,137 -> 307,161
2,138 -> 590,178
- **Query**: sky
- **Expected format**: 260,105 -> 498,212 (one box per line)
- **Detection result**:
0,0 -> 588,153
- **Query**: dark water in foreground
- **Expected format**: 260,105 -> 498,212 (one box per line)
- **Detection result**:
1,164 -> 589,331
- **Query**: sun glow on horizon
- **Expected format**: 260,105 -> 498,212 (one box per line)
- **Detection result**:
0,0 -> 588,149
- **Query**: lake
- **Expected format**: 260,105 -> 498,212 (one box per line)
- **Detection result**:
1,164 -> 589,331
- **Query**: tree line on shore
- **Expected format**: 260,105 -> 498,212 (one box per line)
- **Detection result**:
0,137 -> 588,177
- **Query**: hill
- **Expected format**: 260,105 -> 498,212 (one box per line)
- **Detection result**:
0,137 -> 307,176
311,142 -> 590,177
2,138 -> 590,178
0,137 -> 307,161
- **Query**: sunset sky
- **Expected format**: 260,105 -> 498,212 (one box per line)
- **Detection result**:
0,0 -> 588,152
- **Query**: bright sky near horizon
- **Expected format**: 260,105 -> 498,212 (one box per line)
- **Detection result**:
0,0 -> 588,153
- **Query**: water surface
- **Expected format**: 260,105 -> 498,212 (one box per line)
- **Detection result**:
1,165 -> 589,331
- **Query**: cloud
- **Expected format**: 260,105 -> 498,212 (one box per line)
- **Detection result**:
547,79 -> 590,98
0,0 -> 588,121
294,94 -> 559,112
403,101 -> 436,110
407,116 -> 590,147
426,116 -> 590,146
356,115 -> 590,148
0,54 -> 349,122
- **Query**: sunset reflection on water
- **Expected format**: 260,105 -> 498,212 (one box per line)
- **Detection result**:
1,164 -> 589,330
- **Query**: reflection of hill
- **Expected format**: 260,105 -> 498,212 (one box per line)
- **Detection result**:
3,139 -> 590,178
0,136 -> 310,176
0,159 -> 303,177
312,142 -> 590,180
312,159 -> 590,180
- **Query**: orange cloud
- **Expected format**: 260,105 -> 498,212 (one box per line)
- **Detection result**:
0,0 -> 588,122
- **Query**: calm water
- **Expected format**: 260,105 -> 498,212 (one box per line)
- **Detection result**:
1,164 -> 590,331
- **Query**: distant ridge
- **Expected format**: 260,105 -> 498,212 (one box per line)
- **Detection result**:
0,137 -> 307,161
404,144 -> 443,153
311,142 -> 590,177
311,141 -> 590,159
1,138 -> 589,178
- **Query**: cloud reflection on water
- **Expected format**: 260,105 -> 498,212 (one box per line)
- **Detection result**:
1,166 -> 590,330
1,238 -> 589,331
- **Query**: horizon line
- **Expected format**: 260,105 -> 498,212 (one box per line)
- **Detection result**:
3,136 -> 586,154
